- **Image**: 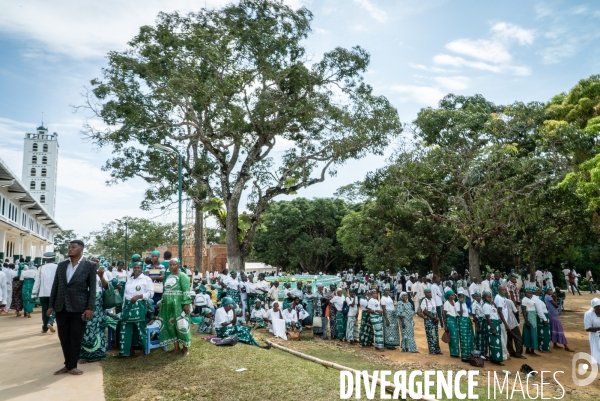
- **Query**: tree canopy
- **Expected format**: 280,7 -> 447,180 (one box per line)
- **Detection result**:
82,0 -> 401,271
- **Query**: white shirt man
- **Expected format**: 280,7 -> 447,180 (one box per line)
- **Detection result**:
282,307 -> 298,325
562,268 -> 571,288
266,284 -> 279,305
32,261 -> 58,299
124,272 -> 154,302
480,277 -> 491,294
411,280 -> 422,313
468,281 -> 482,298
1,265 -> 14,310
544,271 -> 554,289
0,269 -> 6,308
535,270 -> 543,287
431,282 -> 444,308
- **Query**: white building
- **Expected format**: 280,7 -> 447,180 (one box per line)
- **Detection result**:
22,125 -> 58,216
0,127 -> 61,264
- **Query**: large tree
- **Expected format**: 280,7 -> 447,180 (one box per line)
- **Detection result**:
82,0 -> 401,271
252,198 -> 357,273
88,217 -> 177,262
405,95 -> 563,279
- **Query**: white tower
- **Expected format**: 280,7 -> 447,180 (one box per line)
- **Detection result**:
22,125 -> 59,216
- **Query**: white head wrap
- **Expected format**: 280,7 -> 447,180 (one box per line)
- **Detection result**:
591,298 -> 600,308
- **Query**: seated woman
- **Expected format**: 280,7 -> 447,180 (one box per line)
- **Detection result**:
214,297 -> 270,348
265,301 -> 284,335
197,308 -> 215,334
282,304 -> 302,332
250,299 -> 268,328
296,304 -> 310,327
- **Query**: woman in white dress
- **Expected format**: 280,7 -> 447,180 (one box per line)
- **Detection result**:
584,298 -> 600,367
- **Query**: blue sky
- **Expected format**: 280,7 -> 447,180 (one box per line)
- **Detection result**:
0,0 -> 599,236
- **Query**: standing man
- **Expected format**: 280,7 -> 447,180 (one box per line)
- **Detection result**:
586,269 -> 597,294
505,274 -> 521,323
146,251 -> 165,308
32,252 -> 59,333
2,262 -> 15,312
47,240 -> 97,376
521,266 -> 529,288
568,270 -> 582,296
431,276 -> 444,328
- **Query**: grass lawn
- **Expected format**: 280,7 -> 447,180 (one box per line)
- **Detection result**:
103,328 -> 586,401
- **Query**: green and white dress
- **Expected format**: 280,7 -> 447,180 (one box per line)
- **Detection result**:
444,300 -> 460,357
80,278 -> 110,362
483,301 -> 503,363
158,272 -> 192,348
398,299 -> 418,352
119,274 -> 154,356
456,301 -> 474,362
381,295 -> 400,349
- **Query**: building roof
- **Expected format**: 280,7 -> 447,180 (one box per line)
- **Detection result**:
0,156 -> 62,232
36,125 -> 47,131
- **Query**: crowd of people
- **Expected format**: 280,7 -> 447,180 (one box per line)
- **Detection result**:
2,241 -> 600,376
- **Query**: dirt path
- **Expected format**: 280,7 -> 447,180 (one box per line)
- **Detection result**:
0,310 -> 105,401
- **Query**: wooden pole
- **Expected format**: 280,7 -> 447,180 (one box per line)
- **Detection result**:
265,340 -> 438,400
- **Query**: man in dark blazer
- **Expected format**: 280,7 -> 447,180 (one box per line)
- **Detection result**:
48,240 -> 97,375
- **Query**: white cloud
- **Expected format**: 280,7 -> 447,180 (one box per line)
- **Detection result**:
490,22 -> 535,45
353,0 -> 388,23
0,1 -> 229,59
408,63 -> 454,73
433,54 -> 531,76
433,76 -> 470,91
391,85 -> 445,106
570,5 -> 588,15
446,39 -> 513,63
535,3 -> 553,19
539,41 -> 579,64
315,28 -> 329,35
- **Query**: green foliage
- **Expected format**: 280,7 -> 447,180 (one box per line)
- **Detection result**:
252,198 -> 360,273
87,217 -> 177,262
82,0 -> 401,269
53,230 -> 79,257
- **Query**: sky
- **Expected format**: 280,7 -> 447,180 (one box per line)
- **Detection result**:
0,0 -> 599,237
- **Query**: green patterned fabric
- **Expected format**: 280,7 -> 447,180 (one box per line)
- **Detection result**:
79,291 -> 107,362
475,316 -> 489,357
383,309 -> 400,349
458,316 -> 474,361
446,316 -> 460,357
359,312 -> 373,346
286,320 -> 302,332
226,289 -> 241,308
216,325 -> 260,346
336,311 -> 346,340
370,312 -> 384,349
424,318 -> 441,354
21,277 -> 35,313
523,311 -> 538,349
538,313 -> 550,351
397,301 -> 417,352
158,272 -> 192,348
119,299 -> 148,356
115,281 -> 126,313
346,316 -> 359,341
488,318 -> 503,363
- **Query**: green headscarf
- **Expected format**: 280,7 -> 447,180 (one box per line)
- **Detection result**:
221,297 -> 234,306
444,289 -> 455,300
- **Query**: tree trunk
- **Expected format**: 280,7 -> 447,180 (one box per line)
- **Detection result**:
528,260 -> 536,285
468,241 -> 481,279
431,250 -> 441,277
194,207 -> 204,275
225,199 -> 244,272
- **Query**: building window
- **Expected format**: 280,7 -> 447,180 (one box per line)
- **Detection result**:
32,155 -> 37,164
41,168 -> 47,177
42,156 -> 48,164
40,195 -> 45,203
33,143 -> 38,151
43,144 -> 48,152
41,182 -> 46,190
30,181 -> 36,190
31,168 -> 36,176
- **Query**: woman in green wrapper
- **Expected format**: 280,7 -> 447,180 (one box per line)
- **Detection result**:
483,291 -> 504,365
113,261 -> 128,314
302,285 -> 316,325
397,292 -> 418,353
419,290 -> 441,355
79,265 -> 110,363
456,289 -> 474,363
521,287 -> 540,357
471,292 -> 488,358
443,289 -> 460,358
359,292 -> 373,347
120,262 -> 154,358
534,287 -> 551,352
20,266 -> 37,318
11,261 -> 25,316
158,258 -> 192,357
367,289 -> 385,351
381,288 -> 399,349
215,297 -> 270,348
282,283 -> 294,310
